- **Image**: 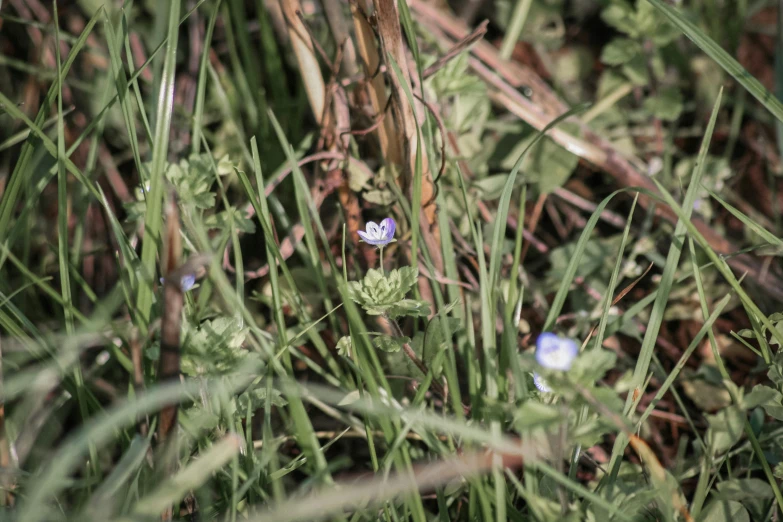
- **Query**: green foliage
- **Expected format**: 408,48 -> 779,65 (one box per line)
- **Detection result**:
700,499 -> 750,522
373,335 -> 410,353
600,38 -> 640,66
603,1 -> 679,45
599,0 -> 683,122
5,0 -> 783,520
336,335 -> 352,357
181,316 -> 257,376
125,153 -> 254,233
739,312 -> 783,346
569,348 -> 617,384
408,316 -> 461,377
347,267 -> 431,318
642,86 -> 684,122
705,406 -> 745,454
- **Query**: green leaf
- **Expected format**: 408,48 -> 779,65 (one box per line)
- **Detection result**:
642,87 -> 684,121
621,54 -> 650,85
373,335 -> 409,353
529,135 -> 579,194
387,299 -> 431,319
409,316 -> 461,377
182,316 -> 251,376
570,349 -> 617,384
635,0 -> 680,45
363,189 -> 396,205
571,416 -> 613,448
513,401 -> 563,431
348,267 -> 424,317
238,386 -> 288,415
768,354 -> 783,387
395,266 -> 419,296
204,207 -> 256,233
589,387 -> 625,415
601,1 -> 638,37
741,385 -> 782,411
473,175 -> 509,200
763,405 -> 783,421
347,161 -> 371,191
706,406 -> 745,454
336,336 -> 352,357
700,499 -> 750,522
601,38 -> 641,66
716,478 -> 774,501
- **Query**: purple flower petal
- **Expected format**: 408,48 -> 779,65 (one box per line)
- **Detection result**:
358,217 -> 396,247
533,373 -> 551,393
160,274 -> 197,292
180,274 -> 197,292
366,221 -> 380,239
535,333 -> 578,371
380,217 -> 396,241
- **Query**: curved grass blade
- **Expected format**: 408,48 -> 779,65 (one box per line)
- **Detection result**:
489,103 -> 589,314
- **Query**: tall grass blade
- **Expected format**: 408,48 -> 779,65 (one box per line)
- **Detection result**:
136,0 -> 182,330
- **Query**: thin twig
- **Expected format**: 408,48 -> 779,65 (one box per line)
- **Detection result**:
421,19 -> 489,80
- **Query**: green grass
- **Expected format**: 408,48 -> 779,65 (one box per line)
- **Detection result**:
1,0 -> 783,520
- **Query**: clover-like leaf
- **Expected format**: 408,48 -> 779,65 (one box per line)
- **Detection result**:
182,316 -> 250,376
348,267 -> 426,318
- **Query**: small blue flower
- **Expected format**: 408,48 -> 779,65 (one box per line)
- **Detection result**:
180,274 -> 196,292
536,333 -> 578,371
533,373 -> 551,393
358,217 -> 396,247
160,274 -> 197,292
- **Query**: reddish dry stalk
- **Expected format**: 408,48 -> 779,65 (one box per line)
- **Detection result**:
350,0 -> 402,164
157,192 -> 184,521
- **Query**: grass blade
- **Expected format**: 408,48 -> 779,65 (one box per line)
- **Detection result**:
135,0 -> 182,330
